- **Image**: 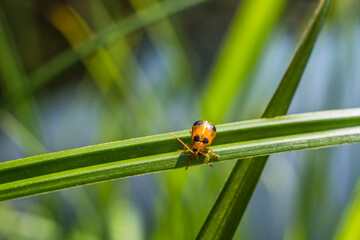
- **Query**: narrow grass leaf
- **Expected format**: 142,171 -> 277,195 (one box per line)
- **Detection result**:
197,0 -> 333,239
0,108 -> 358,202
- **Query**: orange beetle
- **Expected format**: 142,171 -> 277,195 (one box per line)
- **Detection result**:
170,120 -> 220,169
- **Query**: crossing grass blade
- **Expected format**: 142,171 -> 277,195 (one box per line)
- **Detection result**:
197,0 -> 333,239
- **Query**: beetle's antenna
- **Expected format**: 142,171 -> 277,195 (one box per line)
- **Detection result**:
169,133 -> 194,153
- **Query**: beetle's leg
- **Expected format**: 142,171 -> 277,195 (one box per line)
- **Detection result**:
169,133 -> 194,170
177,147 -> 192,170
177,144 -> 191,153
169,133 -> 194,154
194,149 -> 200,159
189,130 -> 192,134
208,148 -> 220,158
184,151 -> 192,170
201,152 -> 213,167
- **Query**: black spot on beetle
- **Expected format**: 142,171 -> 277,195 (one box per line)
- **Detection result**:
198,150 -> 202,155
193,135 -> 200,141
209,124 -> 216,132
193,120 -> 203,126
203,138 -> 209,144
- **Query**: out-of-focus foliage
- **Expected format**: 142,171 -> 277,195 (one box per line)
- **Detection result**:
0,0 -> 359,239
202,0 -> 287,123
334,179 -> 360,240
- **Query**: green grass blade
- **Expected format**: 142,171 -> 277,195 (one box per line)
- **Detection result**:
0,107 -> 358,202
202,0 -> 287,122
334,179 -> 360,240
197,0 -> 333,239
262,1 -> 332,118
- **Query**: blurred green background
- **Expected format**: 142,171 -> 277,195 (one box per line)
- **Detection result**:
0,0 -> 359,239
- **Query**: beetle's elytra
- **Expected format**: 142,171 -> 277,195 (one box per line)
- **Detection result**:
170,120 -> 220,170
